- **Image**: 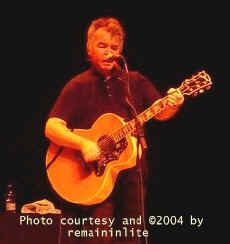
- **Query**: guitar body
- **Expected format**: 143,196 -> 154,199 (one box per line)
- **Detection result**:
46,113 -> 137,206
45,70 -> 212,206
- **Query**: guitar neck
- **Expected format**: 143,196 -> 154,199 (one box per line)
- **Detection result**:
110,93 -> 178,143
110,70 -> 212,143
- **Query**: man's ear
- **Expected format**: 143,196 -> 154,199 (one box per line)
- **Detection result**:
87,42 -> 92,57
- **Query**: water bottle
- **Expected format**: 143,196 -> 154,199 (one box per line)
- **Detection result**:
5,183 -> 16,213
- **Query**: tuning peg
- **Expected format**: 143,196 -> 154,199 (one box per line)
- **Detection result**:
199,89 -> 204,93
206,86 -> 211,90
193,92 -> 198,96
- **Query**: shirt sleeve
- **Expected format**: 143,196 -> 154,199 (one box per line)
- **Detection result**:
48,78 -> 85,127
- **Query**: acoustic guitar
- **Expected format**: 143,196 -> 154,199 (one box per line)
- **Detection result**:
45,71 -> 212,206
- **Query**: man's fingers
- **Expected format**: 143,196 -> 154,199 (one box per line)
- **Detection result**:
166,97 -> 177,106
167,88 -> 176,94
167,88 -> 183,97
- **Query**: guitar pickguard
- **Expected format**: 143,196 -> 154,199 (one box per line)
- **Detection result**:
96,136 -> 128,176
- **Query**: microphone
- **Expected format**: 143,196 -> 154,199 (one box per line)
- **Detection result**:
106,54 -> 123,61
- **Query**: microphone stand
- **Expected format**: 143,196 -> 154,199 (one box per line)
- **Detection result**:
120,56 -> 149,244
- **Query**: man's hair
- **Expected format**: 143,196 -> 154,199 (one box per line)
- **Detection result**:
86,17 -> 125,56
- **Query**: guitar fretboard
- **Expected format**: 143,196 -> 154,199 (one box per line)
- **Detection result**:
110,96 -> 169,143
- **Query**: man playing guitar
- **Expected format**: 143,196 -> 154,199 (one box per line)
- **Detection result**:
45,17 -> 184,244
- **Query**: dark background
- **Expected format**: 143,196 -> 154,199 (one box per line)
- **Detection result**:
1,2 -> 222,243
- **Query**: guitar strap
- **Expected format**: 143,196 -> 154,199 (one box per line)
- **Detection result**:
46,146 -> 63,170
46,129 -> 74,170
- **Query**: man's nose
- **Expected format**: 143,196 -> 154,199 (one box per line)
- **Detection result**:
106,53 -> 113,59
104,47 -> 114,56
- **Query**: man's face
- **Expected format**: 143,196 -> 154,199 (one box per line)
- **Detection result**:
88,28 -> 122,75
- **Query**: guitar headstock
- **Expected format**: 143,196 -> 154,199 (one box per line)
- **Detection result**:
179,70 -> 213,97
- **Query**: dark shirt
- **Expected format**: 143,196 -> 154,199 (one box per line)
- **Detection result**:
47,68 -> 162,232
49,68 -> 161,128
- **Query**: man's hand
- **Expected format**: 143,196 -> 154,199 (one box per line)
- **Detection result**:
81,139 -> 100,163
165,88 -> 184,107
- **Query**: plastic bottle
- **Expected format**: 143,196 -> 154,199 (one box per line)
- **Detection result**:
5,183 -> 16,213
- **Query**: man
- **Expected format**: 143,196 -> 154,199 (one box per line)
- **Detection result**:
45,17 -> 184,244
